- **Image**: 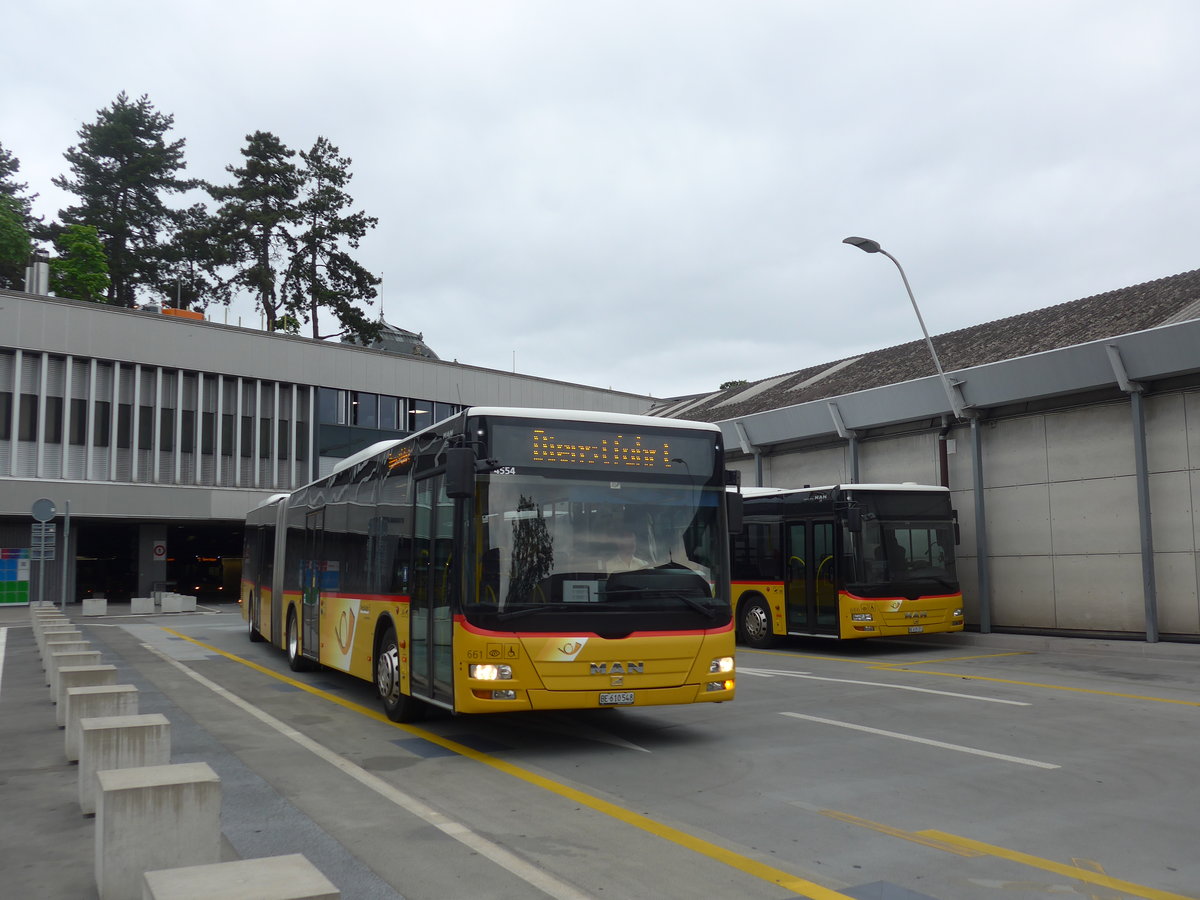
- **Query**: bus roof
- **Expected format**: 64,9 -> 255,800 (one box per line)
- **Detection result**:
742,483 -> 950,497
464,407 -> 721,433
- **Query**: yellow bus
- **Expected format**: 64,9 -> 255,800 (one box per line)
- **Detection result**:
731,484 -> 964,646
242,407 -> 737,721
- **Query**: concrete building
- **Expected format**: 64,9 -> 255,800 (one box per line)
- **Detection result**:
0,289 -> 652,605
656,269 -> 1200,642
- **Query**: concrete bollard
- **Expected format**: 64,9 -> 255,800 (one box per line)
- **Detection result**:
142,854 -> 340,900
56,665 -> 118,725
131,597 -> 155,615
64,684 -> 139,762
160,594 -> 183,613
82,597 -> 109,616
179,594 -> 197,612
43,638 -> 90,672
95,762 -> 221,900
37,624 -> 80,655
79,713 -> 171,815
49,649 -> 102,697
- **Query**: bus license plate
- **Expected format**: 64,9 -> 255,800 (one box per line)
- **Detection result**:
600,691 -> 635,706
908,625 -> 925,633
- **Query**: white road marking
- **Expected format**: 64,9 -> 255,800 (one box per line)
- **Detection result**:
740,666 -> 1030,705
142,642 -> 594,900
780,712 -> 1060,769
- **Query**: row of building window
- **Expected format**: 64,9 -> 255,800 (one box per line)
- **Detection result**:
317,388 -> 459,432
0,393 -> 310,460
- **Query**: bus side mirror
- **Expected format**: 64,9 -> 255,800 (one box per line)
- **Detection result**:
444,448 -> 476,499
846,508 -> 862,533
727,492 -> 743,534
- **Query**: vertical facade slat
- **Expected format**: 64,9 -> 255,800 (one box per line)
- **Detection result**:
109,362 -> 122,482
234,376 -> 243,487
215,374 -> 225,486
85,358 -> 98,481
35,352 -> 48,478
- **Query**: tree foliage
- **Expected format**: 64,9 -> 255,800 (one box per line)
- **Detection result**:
285,137 -> 381,343
207,131 -> 301,332
49,224 -> 110,302
0,143 -> 38,289
53,92 -> 191,306
0,194 -> 32,283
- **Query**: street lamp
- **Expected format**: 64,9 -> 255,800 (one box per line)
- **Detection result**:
842,237 -> 965,419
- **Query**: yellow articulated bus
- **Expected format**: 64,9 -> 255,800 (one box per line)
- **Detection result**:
731,484 -> 964,646
242,407 -> 738,721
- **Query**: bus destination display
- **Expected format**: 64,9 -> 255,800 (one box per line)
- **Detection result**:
532,428 -> 672,469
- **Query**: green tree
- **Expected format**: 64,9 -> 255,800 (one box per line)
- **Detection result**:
49,224 -> 110,302
284,136 -> 381,343
53,92 -> 191,306
207,131 -> 301,332
156,202 -> 228,311
0,194 -> 32,284
0,143 -> 39,289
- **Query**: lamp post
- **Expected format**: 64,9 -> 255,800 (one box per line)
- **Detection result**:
842,237 -> 965,419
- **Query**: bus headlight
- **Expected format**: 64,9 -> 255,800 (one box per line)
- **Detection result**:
709,656 -> 734,674
952,609 -> 963,618
851,613 -> 873,622
706,680 -> 734,691
469,664 -> 512,681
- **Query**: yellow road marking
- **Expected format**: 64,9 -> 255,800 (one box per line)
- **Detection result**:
918,831 -> 1196,900
891,668 -> 1200,707
741,647 -> 1200,707
818,810 -> 983,857
871,651 -> 1033,666
162,628 -> 855,900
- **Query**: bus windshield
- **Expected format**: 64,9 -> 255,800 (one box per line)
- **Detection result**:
846,491 -> 958,592
466,471 -> 730,633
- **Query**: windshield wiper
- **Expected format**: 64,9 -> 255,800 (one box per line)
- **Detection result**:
603,588 -> 721,620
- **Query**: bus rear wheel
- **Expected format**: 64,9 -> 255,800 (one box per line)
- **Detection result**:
286,609 -> 312,672
247,600 -> 264,643
739,597 -> 777,649
376,626 -> 425,723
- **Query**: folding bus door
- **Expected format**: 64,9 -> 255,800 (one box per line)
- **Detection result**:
410,475 -> 455,707
785,519 -> 838,635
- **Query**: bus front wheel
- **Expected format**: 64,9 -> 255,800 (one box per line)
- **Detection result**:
376,626 -> 425,723
739,597 -> 777,649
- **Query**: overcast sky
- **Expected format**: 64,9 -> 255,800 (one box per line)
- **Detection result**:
6,1 -> 1199,399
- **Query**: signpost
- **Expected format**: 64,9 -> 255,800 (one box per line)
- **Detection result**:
31,499 -> 56,608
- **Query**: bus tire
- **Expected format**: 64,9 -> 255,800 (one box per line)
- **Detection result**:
738,596 -> 777,649
247,600 -> 264,643
286,608 -> 311,672
376,625 -> 425,723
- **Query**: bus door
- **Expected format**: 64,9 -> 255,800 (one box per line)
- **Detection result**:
784,520 -> 838,635
301,509 -> 323,663
410,475 -> 455,706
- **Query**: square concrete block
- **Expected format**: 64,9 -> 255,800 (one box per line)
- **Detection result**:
131,597 -> 155,615
56,665 -> 118,725
160,594 -> 183,613
83,597 -> 108,616
95,762 -> 221,900
44,639 -> 91,672
65,684 -> 139,762
142,854 -> 340,899
38,625 -> 81,654
79,713 -> 171,815
178,595 -> 197,612
49,649 -> 102,696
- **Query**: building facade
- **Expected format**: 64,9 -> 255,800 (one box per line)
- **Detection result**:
0,290 -> 653,604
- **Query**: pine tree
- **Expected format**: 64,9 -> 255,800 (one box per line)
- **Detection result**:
0,195 -> 32,286
207,131 -> 301,332
53,93 -> 191,306
0,142 -> 39,289
285,136 -> 381,343
156,202 -> 228,311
